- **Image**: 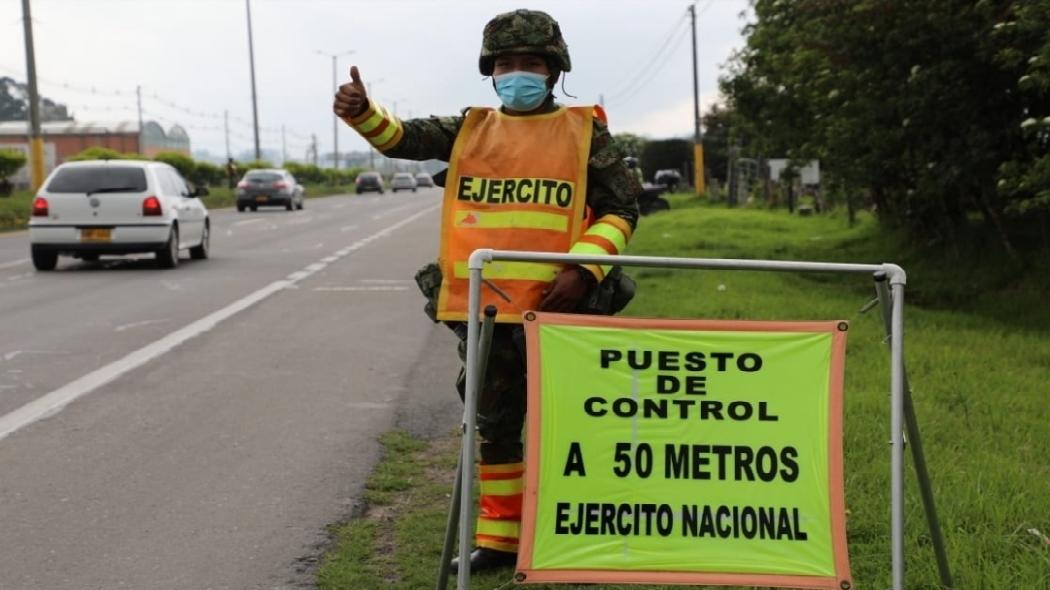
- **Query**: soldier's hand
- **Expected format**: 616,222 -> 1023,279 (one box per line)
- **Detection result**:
538,266 -> 593,312
333,65 -> 369,118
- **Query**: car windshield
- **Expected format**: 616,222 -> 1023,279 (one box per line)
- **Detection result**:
46,167 -> 148,194
245,172 -> 281,182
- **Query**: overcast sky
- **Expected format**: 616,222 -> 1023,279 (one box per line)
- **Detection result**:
0,0 -> 753,161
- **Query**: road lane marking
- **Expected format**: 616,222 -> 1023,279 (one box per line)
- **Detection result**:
360,279 -> 414,284
0,204 -> 440,443
114,319 -> 171,333
371,204 -> 411,220
3,350 -> 65,362
0,258 -> 29,270
313,286 -> 409,292
339,224 -> 358,232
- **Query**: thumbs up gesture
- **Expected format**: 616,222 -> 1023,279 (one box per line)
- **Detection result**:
333,66 -> 369,118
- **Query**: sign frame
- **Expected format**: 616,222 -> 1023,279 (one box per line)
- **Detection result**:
453,249 -> 911,590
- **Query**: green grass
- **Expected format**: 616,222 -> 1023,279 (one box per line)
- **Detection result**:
318,196 -> 1050,589
0,184 -> 354,232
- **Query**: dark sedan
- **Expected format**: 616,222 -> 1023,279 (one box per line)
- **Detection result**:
236,169 -> 304,212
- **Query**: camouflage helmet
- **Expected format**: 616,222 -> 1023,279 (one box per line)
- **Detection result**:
479,9 -> 571,76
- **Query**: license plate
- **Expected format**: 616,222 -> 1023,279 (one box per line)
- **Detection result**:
80,228 -> 111,242
256,195 -> 269,202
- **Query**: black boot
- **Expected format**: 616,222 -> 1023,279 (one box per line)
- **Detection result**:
449,547 -> 517,573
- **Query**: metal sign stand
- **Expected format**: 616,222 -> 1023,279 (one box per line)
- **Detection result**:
437,249 -> 952,590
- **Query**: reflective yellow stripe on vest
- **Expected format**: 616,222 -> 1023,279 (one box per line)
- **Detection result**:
453,261 -> 560,282
454,210 -> 569,232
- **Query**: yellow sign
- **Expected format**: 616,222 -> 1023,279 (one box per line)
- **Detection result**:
518,314 -> 851,588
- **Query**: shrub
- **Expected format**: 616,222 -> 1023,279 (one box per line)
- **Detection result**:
153,151 -> 196,179
68,147 -> 140,161
0,149 -> 27,181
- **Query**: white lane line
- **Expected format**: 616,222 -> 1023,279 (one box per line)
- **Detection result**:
7,272 -> 34,281
0,258 -> 29,270
0,204 -> 440,443
339,224 -> 358,232
313,286 -> 409,292
3,350 -> 65,362
360,279 -> 414,284
371,204 -> 411,220
114,319 -> 171,333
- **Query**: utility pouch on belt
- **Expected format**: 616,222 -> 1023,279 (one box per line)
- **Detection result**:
575,266 -> 636,316
414,262 -> 443,323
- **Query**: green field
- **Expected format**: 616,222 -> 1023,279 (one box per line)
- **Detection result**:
0,184 -> 352,232
317,195 -> 1050,589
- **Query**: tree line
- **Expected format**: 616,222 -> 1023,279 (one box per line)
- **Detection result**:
718,0 -> 1048,256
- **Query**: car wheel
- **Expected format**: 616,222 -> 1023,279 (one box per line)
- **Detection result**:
190,222 -> 210,260
297,199 -> 304,210
412,188 -> 417,192
237,204 -> 245,212
156,226 -> 179,269
250,205 -> 258,212
31,245 -> 57,271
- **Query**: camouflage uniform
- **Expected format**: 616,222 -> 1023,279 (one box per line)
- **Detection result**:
396,102 -> 640,465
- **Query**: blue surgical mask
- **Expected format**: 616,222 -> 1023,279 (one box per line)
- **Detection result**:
493,71 -> 550,112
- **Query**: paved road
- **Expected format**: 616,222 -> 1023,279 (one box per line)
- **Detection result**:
0,189 -> 462,589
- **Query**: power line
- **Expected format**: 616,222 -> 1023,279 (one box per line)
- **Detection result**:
605,25 -> 691,108
603,13 -> 688,101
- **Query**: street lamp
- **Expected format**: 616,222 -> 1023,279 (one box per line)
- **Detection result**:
316,49 -> 355,169
245,0 -> 261,160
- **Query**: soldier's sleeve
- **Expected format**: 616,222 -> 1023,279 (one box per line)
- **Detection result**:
342,99 -> 463,161
569,115 -> 642,282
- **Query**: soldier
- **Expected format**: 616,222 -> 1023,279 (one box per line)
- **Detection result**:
225,157 -> 239,190
333,9 -> 641,572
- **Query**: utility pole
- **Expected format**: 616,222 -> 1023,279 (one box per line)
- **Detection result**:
598,93 -> 604,108
310,133 -> 318,166
245,0 -> 261,160
316,50 -> 355,170
689,2 -> 705,197
136,85 -> 144,154
224,110 -> 231,160
20,0 -> 44,190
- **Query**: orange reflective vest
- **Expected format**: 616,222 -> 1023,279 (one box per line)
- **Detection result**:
436,106 -> 594,323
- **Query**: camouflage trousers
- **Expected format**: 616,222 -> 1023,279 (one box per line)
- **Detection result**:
455,324 -> 527,465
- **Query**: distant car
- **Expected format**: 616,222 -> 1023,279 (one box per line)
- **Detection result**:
28,159 -> 210,270
391,172 -> 418,192
236,169 -> 304,212
414,173 -> 434,188
355,171 -> 384,194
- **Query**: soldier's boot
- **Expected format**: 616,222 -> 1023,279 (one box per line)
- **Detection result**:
449,547 -> 517,573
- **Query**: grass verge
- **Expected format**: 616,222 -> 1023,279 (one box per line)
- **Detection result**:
0,184 -> 354,233
318,196 -> 1050,589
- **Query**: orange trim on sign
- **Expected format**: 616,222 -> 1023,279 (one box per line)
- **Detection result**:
518,313 -> 852,588
515,569 -> 844,588
828,327 -> 853,586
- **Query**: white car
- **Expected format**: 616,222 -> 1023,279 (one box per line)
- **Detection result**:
391,172 -> 418,192
29,160 -> 210,270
